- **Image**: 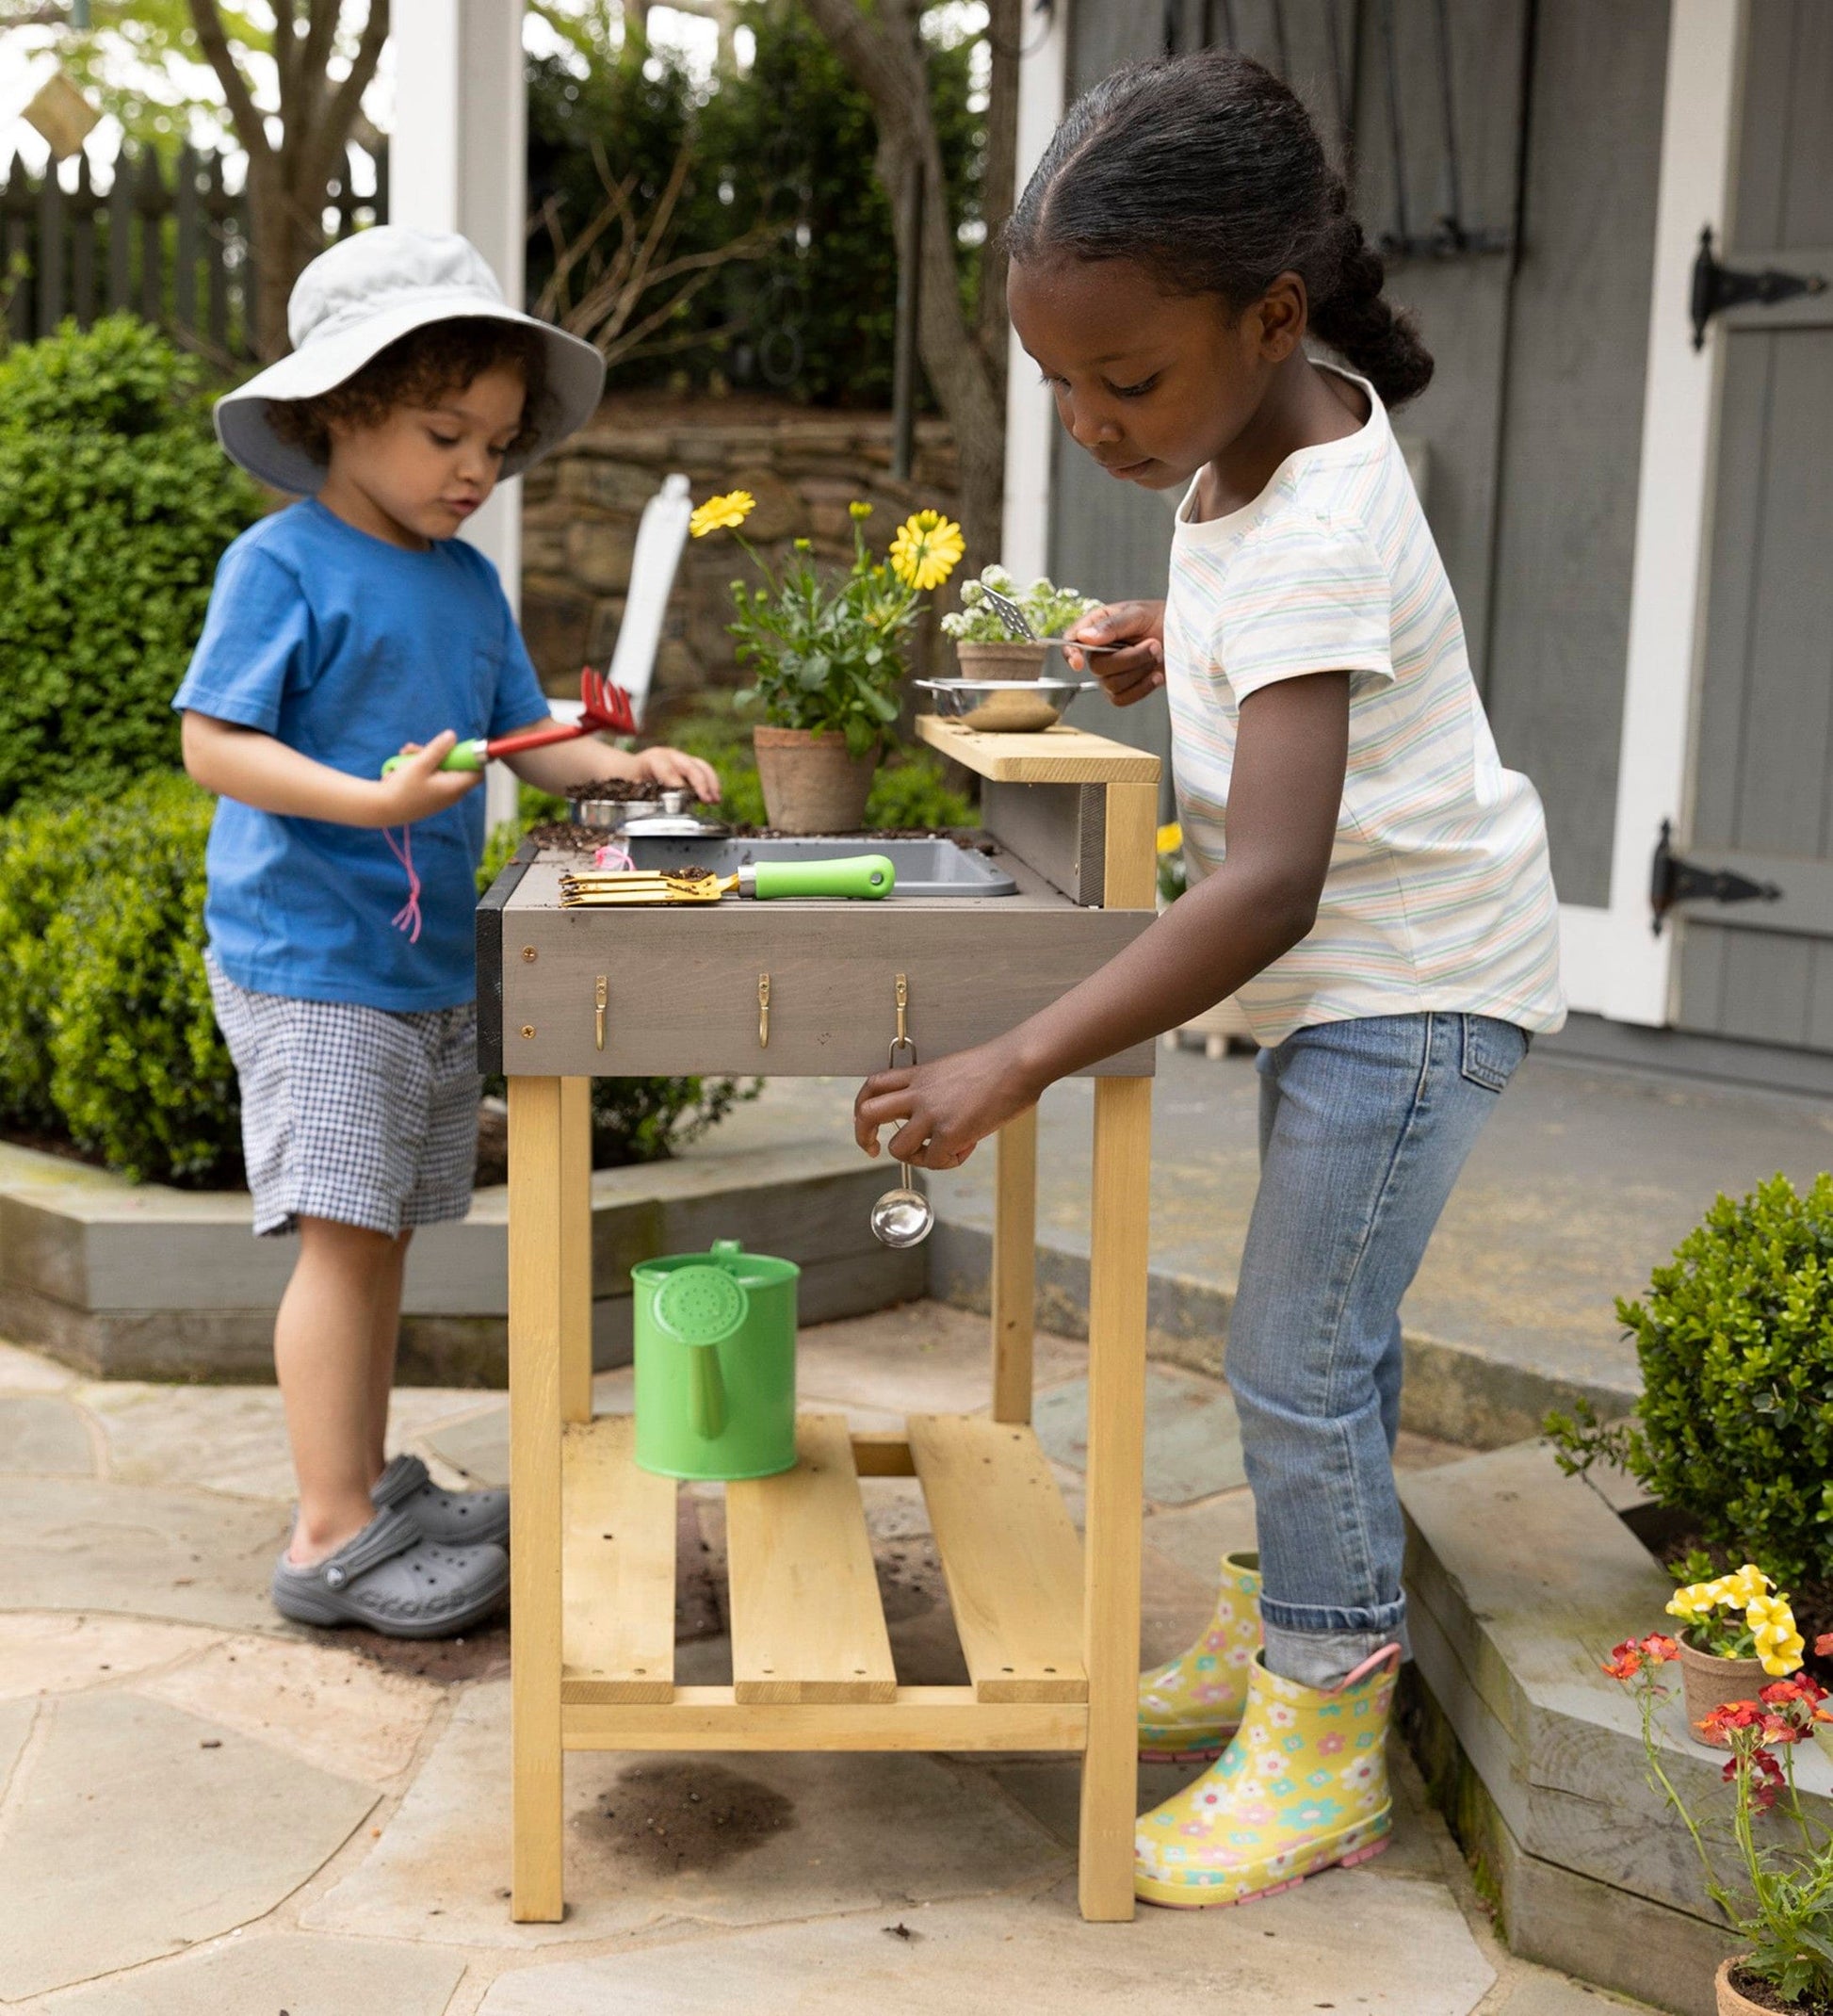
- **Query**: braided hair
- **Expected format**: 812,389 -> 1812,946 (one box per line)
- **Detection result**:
1008,48 -> 1433,409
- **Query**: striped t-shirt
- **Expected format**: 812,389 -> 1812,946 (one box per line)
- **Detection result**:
1164,366 -> 1565,1049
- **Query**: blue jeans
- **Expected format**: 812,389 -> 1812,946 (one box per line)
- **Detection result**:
1226,1012 -> 1528,1689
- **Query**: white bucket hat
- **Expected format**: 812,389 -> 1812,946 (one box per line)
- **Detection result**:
214,226 -> 607,496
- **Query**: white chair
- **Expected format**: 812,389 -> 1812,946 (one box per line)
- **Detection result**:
488,472 -> 695,827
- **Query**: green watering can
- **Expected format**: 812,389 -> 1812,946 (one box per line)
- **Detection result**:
632,1240 -> 799,1481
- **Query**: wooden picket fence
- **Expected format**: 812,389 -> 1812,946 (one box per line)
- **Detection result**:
0,141 -> 386,364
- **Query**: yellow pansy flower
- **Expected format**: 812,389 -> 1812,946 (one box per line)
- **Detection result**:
888,510 -> 965,592
1666,1578 -> 1729,1621
1724,1563 -> 1772,1605
689,490 -> 756,539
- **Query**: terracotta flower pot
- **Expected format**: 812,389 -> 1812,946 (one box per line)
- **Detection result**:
954,639 -> 1052,679
752,726 -> 876,836
1717,1956 -> 1794,2013
1678,1636 -> 1769,1747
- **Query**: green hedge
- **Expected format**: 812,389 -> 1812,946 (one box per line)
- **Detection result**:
0,773 -> 239,1184
1547,1171 -> 1833,1585
0,317 -> 264,813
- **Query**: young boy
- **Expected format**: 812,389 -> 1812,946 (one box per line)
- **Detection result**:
177,227 -> 718,1637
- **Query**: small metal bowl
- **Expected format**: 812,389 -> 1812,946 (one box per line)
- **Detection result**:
569,788 -> 691,826
915,676 -> 1096,734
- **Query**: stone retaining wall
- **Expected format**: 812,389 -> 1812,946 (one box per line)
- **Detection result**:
519,394 -> 962,713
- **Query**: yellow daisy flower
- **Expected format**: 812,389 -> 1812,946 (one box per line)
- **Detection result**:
888,510 -> 965,592
1157,822 -> 1183,854
689,490 -> 756,539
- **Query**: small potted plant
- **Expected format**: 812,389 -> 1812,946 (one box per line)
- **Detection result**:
689,490 -> 963,833
1665,1563 -> 1809,1745
1606,1632 -> 1833,2013
940,564 -> 1100,679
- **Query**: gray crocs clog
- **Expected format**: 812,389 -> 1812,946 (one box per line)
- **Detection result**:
373,1451 -> 510,1547
271,1504 -> 510,1638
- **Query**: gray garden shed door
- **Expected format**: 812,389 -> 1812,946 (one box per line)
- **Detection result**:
1675,0 -> 1833,1049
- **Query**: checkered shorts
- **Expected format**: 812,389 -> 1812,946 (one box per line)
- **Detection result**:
205,953 -> 480,1239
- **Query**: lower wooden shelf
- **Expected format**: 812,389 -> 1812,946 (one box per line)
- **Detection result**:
558,1407 -> 1090,1749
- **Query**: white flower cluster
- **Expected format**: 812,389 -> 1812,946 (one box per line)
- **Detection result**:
940,564 -> 1101,643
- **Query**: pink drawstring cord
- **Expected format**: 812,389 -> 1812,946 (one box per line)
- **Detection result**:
592,841 -> 634,871
382,825 -> 423,943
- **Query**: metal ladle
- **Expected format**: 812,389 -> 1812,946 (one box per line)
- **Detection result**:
870,1011 -> 934,1248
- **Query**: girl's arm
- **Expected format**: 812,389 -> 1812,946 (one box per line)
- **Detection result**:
181,712 -> 481,828
500,723 -> 722,803
853,670 -> 1349,1168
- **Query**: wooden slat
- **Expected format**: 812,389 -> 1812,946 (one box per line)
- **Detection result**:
507,1075 -> 565,1922
992,1109 -> 1038,1423
908,1414 -> 1084,1702
727,1413 -> 896,1702
564,1686 -> 1087,1751
850,1430 -> 916,1476
1079,1074 -> 1153,1922
560,1414 -> 676,1705
980,779 -> 1106,904
558,1077 -> 593,1424
1101,780 -> 1160,910
917,714 -> 1160,784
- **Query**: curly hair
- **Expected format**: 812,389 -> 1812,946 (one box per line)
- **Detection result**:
1008,49 -> 1434,409
266,317 -> 552,466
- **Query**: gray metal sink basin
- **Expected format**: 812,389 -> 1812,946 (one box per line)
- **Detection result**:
620,834 -> 1018,898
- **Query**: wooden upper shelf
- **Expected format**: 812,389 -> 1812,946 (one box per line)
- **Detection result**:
917,715 -> 1161,786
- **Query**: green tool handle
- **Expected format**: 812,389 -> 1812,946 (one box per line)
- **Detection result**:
380,739 -> 487,776
749,854 -> 895,901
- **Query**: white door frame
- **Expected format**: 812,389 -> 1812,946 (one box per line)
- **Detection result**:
1000,0 -> 1070,579
393,0 -> 529,830
1560,0 -> 1748,1021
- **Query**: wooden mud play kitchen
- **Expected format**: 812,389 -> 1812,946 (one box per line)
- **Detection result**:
478,715 -> 1160,1922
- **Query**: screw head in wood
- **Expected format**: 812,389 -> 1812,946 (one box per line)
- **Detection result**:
521,946 -> 538,962
520,1024 -> 535,1039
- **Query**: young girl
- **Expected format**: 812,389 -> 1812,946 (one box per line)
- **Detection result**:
176,227 -> 718,1638
854,51 -> 1564,1905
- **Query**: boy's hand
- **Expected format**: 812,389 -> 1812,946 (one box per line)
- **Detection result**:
635,744 -> 722,803
1065,600 -> 1166,707
376,732 -> 483,825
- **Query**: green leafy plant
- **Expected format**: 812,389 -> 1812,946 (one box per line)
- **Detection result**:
695,494 -> 963,758
941,564 -> 1101,645
0,773 -> 240,1184
1546,1173 -> 1833,1586
1607,1634 -> 1833,2009
0,317 -> 265,812
589,1075 -> 758,1167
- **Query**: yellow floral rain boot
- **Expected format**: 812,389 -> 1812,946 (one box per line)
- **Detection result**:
1138,1551 -> 1262,1761
1134,1644 -> 1400,1909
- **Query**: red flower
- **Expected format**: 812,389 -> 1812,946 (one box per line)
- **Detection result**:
1640,1634 -> 1681,1663
1762,1674 -> 1828,1707
1698,1699 -> 1764,1739
1602,1640 -> 1644,1682
1816,1633 -> 1833,1659
1761,1712 -> 1804,1746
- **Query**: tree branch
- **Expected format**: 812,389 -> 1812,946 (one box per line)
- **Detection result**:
185,0 -> 272,163
297,0 -> 387,209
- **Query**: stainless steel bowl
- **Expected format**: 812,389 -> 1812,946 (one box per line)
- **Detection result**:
569,788 -> 692,827
915,676 -> 1096,733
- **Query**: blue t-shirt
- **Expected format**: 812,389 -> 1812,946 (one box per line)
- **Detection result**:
172,499 -> 550,1011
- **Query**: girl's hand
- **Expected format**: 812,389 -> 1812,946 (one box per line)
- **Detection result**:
636,744 -> 722,803
854,1039 -> 1041,1171
1065,600 -> 1166,707
376,732 -> 483,825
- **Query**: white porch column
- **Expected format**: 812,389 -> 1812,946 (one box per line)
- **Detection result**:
1574,0 -> 1748,1025
999,0 -> 1070,580
392,0 -> 529,828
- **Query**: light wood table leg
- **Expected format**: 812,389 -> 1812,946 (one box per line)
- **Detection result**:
1078,1076 -> 1151,1921
991,1106 -> 1038,1424
559,1077 -> 593,1425
509,1075 -> 566,1922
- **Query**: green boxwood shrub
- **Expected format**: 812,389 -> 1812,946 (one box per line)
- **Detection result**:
1547,1171 -> 1833,1585
0,773 -> 239,1184
0,316 -> 265,812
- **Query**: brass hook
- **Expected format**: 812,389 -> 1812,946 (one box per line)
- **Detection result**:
889,972 -> 915,1069
594,975 -> 608,1052
758,973 -> 771,1049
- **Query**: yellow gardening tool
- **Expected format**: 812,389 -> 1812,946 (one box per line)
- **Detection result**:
559,853 -> 895,908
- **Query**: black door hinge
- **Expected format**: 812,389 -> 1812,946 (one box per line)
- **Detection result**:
1650,821 -> 1783,935
1691,225 -> 1827,349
